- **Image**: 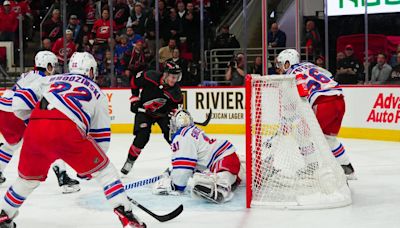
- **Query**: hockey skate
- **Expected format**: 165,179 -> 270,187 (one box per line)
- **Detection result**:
53,166 -> 81,194
341,163 -> 356,180
0,211 -> 15,228
114,205 -> 146,228
0,172 -> 6,184
121,158 -> 135,175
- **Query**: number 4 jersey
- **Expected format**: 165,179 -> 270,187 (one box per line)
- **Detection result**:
286,62 -> 343,106
169,125 -> 237,191
12,73 -> 111,152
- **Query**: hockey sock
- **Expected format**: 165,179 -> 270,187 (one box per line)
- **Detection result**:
1,177 -> 40,219
0,142 -> 20,172
127,145 -> 142,161
93,164 -> 131,211
325,135 -> 350,165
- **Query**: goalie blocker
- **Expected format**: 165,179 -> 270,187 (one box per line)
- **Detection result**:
152,109 -> 241,204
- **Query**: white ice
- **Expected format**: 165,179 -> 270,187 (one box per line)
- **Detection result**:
1,134 -> 400,228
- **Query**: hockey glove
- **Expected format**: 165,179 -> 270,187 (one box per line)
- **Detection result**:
130,96 -> 140,113
152,173 -> 180,196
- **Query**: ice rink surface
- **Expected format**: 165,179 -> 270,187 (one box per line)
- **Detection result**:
1,134 -> 400,228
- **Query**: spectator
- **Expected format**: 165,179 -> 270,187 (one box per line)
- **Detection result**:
249,56 -> 262,75
167,49 -> 190,85
159,38 -> 176,63
67,14 -> 82,45
165,8 -> 180,41
361,50 -> 376,82
114,0 -> 130,32
145,8 -> 157,57
52,29 -> 77,68
126,26 -> 143,48
337,52 -> 345,62
182,2 -> 199,57
84,0 -> 96,30
304,20 -> 321,58
98,49 -> 113,87
0,1 -> 18,41
389,44 -> 400,67
225,53 -> 246,86
335,45 -> 362,84
78,35 -> 93,52
67,0 -> 86,21
114,34 -> 130,75
213,24 -> 240,72
123,40 -> 146,82
126,2 -> 146,36
42,8 -> 63,42
370,53 -> 392,84
92,7 -> 116,46
40,38 -> 53,51
267,23 -> 286,48
388,52 -> 400,84
315,55 -> 325,68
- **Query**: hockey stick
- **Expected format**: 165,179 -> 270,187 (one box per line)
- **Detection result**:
194,109 -> 212,126
128,197 -> 183,222
124,175 -> 162,191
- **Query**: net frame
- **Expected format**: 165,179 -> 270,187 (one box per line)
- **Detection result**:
245,74 -> 351,209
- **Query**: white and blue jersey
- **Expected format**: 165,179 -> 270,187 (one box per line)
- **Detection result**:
12,73 -> 111,152
286,62 -> 343,106
170,125 -> 236,191
0,70 -> 45,113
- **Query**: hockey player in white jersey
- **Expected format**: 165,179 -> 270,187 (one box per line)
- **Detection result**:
153,109 -> 241,203
0,52 -> 146,228
0,51 -> 80,193
276,49 -> 355,178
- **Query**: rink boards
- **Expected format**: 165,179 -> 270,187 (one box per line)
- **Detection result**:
1,85 -> 400,141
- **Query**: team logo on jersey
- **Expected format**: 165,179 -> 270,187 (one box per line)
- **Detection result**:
59,48 -> 72,56
99,26 -> 110,34
49,27 -> 61,38
143,98 -> 167,112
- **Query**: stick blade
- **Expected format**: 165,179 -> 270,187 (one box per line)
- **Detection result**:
155,204 -> 184,222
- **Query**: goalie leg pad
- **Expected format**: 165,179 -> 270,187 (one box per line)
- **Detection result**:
191,172 -> 234,204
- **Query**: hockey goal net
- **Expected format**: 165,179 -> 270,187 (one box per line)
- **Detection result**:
245,75 -> 351,209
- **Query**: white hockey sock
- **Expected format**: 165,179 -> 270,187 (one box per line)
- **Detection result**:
52,159 -> 67,172
0,177 -> 40,218
0,141 -> 20,172
325,135 -> 350,165
93,164 -> 131,211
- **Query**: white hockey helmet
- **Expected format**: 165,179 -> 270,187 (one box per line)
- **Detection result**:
170,109 -> 194,137
276,49 -> 300,72
69,52 -> 98,79
35,51 -> 58,75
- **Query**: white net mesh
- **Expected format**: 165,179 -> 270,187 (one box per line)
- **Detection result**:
248,75 -> 351,209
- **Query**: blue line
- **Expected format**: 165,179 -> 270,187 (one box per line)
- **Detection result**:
172,157 -> 197,162
0,149 -> 12,158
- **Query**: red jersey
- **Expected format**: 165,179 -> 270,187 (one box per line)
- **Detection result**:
0,10 -> 18,32
10,0 -> 31,15
51,38 -> 77,63
84,3 -> 96,25
91,19 -> 116,43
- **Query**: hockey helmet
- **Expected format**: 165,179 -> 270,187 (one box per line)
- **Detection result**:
164,61 -> 182,81
35,51 -> 58,75
276,49 -> 300,72
69,52 -> 98,79
170,109 -> 194,137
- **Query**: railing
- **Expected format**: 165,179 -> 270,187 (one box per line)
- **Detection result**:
206,47 -> 310,85
39,4 -> 55,47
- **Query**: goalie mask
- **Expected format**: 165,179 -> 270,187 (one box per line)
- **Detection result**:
169,109 -> 194,138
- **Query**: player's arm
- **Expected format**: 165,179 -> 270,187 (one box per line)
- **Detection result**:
295,73 -> 310,97
88,94 -> 111,153
129,71 -> 145,113
153,137 -> 198,195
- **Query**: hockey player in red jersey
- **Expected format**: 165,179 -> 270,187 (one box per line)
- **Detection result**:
152,110 -> 241,203
276,49 -> 355,179
0,51 -> 80,193
121,61 -> 183,175
0,52 -> 146,228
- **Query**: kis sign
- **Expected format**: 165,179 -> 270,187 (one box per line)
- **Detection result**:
327,0 -> 400,16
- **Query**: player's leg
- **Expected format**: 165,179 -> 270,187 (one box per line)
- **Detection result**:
59,122 -> 145,228
121,113 -> 153,175
192,153 -> 241,203
313,96 -> 355,178
0,111 -> 26,184
52,160 -> 80,194
156,116 -> 172,144
0,117 -> 56,227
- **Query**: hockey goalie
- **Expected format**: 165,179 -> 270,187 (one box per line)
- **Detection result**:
152,110 -> 241,203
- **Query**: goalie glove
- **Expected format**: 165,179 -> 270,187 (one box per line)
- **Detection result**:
152,173 -> 180,196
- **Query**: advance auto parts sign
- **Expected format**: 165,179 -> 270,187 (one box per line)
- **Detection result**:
327,0 -> 400,16
185,88 -> 245,124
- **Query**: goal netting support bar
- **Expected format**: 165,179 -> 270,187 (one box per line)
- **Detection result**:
245,75 -> 351,209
